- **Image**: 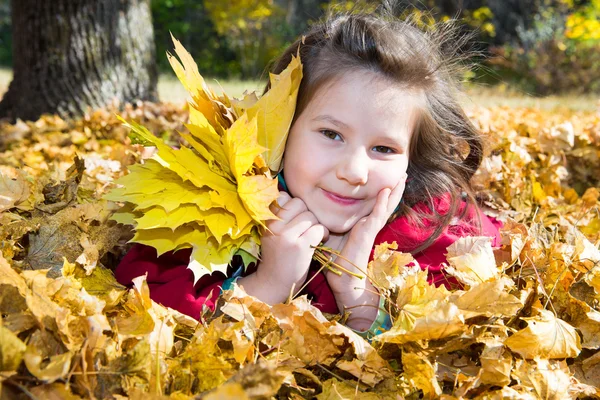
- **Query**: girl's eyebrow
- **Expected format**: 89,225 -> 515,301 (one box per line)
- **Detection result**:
312,115 -> 349,130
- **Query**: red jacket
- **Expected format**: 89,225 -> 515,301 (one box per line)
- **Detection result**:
115,198 -> 502,320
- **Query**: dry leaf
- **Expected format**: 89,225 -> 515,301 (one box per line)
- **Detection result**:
505,309 -> 581,359
0,166 -> 30,212
316,378 -> 385,399
402,352 -> 442,398
0,324 -> 27,371
445,236 -> 500,286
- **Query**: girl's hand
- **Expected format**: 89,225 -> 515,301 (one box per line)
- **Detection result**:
238,191 -> 329,305
347,176 -> 407,250
324,177 -> 406,329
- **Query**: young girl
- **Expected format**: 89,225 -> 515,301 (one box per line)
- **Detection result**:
115,10 -> 501,337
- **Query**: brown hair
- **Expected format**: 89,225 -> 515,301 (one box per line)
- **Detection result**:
266,6 -> 483,252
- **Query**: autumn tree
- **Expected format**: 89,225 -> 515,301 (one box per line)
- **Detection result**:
0,0 -> 157,122
205,0 -> 287,79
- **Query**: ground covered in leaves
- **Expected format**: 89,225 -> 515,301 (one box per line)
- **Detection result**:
2,102 -> 600,399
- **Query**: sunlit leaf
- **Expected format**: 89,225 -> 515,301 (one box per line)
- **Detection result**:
445,236 -> 500,286
505,309 -> 581,359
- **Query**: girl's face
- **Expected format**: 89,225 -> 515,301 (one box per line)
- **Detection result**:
283,70 -> 420,234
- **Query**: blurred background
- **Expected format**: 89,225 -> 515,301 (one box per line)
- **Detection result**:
0,0 -> 598,121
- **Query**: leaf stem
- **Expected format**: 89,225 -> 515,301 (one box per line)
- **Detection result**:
312,246 -> 365,279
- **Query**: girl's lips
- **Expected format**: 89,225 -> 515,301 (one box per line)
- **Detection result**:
322,189 -> 362,206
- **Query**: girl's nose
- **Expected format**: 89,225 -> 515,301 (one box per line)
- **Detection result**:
336,150 -> 369,186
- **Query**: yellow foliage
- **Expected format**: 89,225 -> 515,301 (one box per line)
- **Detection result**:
2,61 -> 600,397
104,37 -> 302,283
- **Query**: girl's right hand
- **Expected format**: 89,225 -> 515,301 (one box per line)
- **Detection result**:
238,191 -> 329,304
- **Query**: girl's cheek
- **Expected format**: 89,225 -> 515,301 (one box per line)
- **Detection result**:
377,160 -> 407,186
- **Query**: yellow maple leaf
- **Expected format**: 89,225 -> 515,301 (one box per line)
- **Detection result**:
237,175 -> 279,224
103,160 -> 215,213
168,34 -> 232,133
504,309 -> 581,359
247,53 -> 302,172
124,118 -> 237,193
224,113 -> 264,179
189,239 -> 237,278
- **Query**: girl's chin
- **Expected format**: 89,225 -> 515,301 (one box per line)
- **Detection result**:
318,217 -> 360,235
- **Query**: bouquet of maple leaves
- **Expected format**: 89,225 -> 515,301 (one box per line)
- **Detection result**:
105,36 -> 302,283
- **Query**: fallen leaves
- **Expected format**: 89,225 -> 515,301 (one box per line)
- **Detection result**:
2,81 -> 600,397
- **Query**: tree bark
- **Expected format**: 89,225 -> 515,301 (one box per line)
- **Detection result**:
0,0 -> 157,122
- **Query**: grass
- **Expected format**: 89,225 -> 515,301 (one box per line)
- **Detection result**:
0,67 -> 598,112
158,73 -> 263,103
461,83 -> 599,112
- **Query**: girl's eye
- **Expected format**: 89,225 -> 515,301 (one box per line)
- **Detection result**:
320,129 -> 341,141
373,146 -> 395,154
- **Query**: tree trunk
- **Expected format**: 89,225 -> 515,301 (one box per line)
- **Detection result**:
0,0 -> 157,122
487,0 -> 538,45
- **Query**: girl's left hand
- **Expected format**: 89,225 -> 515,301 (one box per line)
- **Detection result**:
324,176 -> 406,327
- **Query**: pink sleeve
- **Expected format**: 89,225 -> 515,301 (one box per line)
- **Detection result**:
115,244 -> 224,319
374,201 -> 502,288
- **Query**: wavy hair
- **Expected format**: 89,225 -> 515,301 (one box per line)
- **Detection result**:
266,5 -> 483,252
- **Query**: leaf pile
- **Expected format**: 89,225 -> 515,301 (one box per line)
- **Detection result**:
2,98 -> 600,398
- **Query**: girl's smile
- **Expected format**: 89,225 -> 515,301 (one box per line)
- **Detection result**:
321,188 -> 364,206
282,70 -> 421,234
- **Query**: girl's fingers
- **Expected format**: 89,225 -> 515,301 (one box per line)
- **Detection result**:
267,196 -> 308,233
300,224 -> 329,247
276,191 -> 292,209
269,191 -> 291,216
282,211 -> 319,238
361,178 -> 405,235
387,176 -> 407,215
277,197 -> 308,220
370,187 -> 391,223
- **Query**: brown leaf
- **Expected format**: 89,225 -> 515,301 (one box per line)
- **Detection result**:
0,166 -> 30,212
37,156 -> 85,213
